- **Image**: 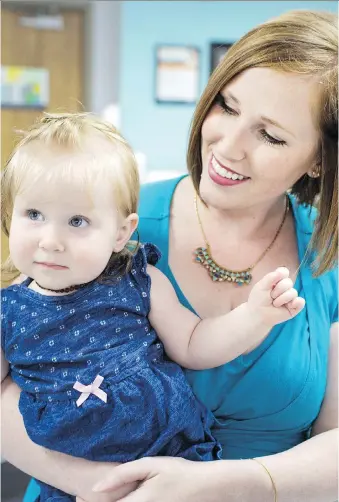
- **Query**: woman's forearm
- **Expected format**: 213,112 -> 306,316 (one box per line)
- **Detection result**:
225,429 -> 338,502
259,429 -> 338,502
1,377 -> 120,501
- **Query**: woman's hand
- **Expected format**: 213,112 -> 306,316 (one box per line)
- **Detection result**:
91,457 -> 231,502
76,476 -> 137,502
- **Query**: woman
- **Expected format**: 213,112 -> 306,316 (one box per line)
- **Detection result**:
2,9 -> 338,502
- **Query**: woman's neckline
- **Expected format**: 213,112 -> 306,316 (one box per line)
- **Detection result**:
162,177 -> 307,319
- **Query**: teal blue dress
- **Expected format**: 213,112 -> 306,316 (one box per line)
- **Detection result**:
24,176 -> 338,502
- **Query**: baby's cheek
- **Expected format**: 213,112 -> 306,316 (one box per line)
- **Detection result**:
72,244 -> 110,280
10,246 -> 33,277
9,234 -> 28,264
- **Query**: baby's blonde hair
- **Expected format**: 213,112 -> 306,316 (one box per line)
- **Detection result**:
1,112 -> 140,281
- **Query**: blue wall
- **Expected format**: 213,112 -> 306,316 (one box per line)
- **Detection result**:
120,1 -> 337,172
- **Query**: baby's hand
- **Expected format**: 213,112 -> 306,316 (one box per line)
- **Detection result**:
248,267 -> 305,327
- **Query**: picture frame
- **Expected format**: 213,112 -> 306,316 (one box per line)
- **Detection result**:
155,45 -> 200,104
1,65 -> 49,109
210,43 -> 233,74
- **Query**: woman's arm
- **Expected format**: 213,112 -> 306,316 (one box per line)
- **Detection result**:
88,323 -> 339,502
257,321 -> 338,502
1,377 -> 136,502
311,322 -> 338,436
92,430 -> 338,502
260,321 -> 338,501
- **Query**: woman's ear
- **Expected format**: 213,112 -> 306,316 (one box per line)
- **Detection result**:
113,213 -> 139,252
307,162 -> 321,179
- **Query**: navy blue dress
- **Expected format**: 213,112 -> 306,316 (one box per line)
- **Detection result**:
2,243 -> 221,502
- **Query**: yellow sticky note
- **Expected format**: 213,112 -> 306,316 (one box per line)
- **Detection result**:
7,66 -> 23,83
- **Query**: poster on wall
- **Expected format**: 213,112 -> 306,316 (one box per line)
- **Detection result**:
155,45 -> 200,104
210,43 -> 233,74
1,66 -> 49,109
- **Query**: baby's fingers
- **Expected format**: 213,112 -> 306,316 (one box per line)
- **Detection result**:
272,288 -> 298,308
271,278 -> 294,300
256,267 -> 289,292
286,296 -> 306,317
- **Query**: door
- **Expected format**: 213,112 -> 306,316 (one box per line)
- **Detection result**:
1,6 -> 85,278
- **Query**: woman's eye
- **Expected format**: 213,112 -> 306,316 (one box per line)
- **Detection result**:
214,93 -> 286,147
27,209 -> 44,221
214,93 -> 237,115
260,130 -> 286,147
69,216 -> 89,228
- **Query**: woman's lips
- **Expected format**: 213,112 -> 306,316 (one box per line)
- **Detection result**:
208,155 -> 249,186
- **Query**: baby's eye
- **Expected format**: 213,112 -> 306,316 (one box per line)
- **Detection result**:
27,209 -> 44,221
69,216 -> 89,228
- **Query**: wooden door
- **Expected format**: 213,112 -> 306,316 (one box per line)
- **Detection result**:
1,6 -> 84,275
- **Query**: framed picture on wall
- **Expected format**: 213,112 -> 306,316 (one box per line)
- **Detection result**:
155,45 -> 200,104
210,43 -> 233,74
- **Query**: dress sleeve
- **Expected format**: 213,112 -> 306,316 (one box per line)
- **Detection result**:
132,242 -> 161,271
128,243 -> 162,313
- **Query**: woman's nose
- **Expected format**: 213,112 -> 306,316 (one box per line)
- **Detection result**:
217,122 -> 246,163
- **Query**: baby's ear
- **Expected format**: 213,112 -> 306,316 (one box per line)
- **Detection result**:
113,213 -> 139,252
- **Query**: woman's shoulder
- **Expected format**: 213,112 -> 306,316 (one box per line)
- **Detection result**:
137,175 -> 186,249
138,175 -> 186,219
319,265 -> 338,324
291,196 -> 338,323
290,195 -> 317,236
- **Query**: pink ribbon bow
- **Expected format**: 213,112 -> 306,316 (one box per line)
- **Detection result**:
73,374 -> 107,407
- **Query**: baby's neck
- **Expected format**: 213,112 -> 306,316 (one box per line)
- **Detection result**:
28,280 -> 73,296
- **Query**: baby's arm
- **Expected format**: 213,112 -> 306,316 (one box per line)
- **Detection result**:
148,265 -> 305,369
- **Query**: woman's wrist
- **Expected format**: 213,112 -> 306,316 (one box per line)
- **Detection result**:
76,461 -> 139,502
212,459 -> 274,502
73,461 -> 121,501
250,459 -> 277,502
